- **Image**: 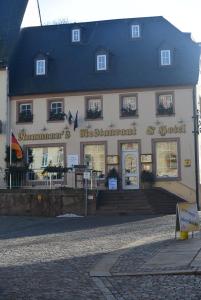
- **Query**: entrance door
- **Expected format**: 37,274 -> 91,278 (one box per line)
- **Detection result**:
122,149 -> 139,189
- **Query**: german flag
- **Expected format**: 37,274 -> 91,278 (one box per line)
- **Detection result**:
11,133 -> 23,159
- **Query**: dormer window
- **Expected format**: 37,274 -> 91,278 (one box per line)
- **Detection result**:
72,29 -> 80,42
131,25 -> 140,38
96,54 -> 107,71
35,59 -> 46,75
160,50 -> 171,66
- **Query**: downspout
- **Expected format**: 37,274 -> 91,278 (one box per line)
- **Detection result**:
192,85 -> 200,210
6,66 -> 10,146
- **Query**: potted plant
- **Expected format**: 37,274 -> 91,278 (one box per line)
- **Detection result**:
141,170 -> 155,189
4,147 -> 33,188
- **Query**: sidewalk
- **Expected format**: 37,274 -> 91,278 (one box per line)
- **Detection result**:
90,232 -> 201,277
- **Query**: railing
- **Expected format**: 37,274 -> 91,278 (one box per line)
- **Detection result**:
0,168 -> 107,190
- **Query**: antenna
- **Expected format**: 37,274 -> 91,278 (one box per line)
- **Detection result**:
37,0 -> 43,26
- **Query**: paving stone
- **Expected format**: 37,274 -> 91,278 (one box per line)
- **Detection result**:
0,214 -> 200,299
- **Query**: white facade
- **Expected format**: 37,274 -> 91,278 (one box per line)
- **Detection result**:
10,85 -> 198,203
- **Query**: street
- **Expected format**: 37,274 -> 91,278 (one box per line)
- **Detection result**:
0,215 -> 200,299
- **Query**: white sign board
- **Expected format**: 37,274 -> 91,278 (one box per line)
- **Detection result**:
67,154 -> 79,168
176,203 -> 200,232
83,172 -> 91,180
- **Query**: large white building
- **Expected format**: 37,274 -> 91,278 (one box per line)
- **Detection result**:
6,16 -> 201,207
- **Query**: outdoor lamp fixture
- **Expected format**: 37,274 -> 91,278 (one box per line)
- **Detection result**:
155,119 -> 161,126
178,118 -> 184,124
20,128 -> 26,133
109,122 -> 115,128
131,121 -> 137,126
41,126 -> 47,131
86,123 -> 91,129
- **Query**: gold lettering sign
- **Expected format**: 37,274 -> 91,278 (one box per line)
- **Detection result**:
184,159 -> 191,167
146,124 -> 186,136
18,129 -> 71,141
80,128 -> 137,138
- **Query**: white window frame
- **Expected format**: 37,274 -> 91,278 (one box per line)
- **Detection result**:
96,54 -> 107,71
72,29 -> 80,42
155,140 -> 179,179
36,59 -> 46,75
160,50 -> 171,66
131,25 -> 140,38
20,103 -> 32,115
50,101 -> 63,114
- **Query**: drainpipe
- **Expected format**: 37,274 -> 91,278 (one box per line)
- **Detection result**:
192,85 -> 200,210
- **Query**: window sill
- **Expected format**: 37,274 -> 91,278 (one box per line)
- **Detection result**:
85,117 -> 103,121
156,113 -> 175,117
120,114 -> 139,119
155,176 -> 181,181
17,120 -> 33,124
47,119 -> 65,123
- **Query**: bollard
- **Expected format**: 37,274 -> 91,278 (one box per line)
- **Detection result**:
180,231 -> 188,240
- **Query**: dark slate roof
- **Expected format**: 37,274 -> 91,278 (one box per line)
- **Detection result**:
10,16 -> 200,96
0,0 -> 28,67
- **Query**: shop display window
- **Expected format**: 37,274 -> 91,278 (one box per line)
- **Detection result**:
27,146 -> 64,181
155,140 -> 179,178
83,144 -> 105,174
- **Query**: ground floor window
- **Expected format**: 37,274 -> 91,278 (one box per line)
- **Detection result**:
27,146 -> 64,180
154,139 -> 179,178
83,143 -> 106,175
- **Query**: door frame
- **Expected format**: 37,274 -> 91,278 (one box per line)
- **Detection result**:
118,139 -> 141,189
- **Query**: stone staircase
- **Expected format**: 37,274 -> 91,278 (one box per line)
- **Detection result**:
96,188 -> 185,215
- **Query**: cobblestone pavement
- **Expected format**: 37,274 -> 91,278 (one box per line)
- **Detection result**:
0,214 -> 201,299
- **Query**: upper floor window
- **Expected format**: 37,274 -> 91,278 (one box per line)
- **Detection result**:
120,94 -> 138,117
35,59 -> 46,75
48,100 -> 65,121
160,50 -> 171,66
96,54 -> 107,71
72,29 -> 81,42
17,102 -> 33,123
86,96 -> 103,119
156,93 -> 174,115
131,25 -> 140,38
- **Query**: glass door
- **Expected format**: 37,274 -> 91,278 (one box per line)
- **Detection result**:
122,149 -> 139,189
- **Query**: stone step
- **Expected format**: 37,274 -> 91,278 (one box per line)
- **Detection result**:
96,187 -> 184,215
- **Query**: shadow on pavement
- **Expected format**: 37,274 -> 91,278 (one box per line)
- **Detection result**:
0,214 -> 170,240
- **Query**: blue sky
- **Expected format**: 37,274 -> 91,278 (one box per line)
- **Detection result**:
22,0 -> 201,41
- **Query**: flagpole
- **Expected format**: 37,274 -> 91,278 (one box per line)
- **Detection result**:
9,129 -> 12,189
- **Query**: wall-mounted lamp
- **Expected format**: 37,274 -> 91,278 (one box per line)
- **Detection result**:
86,123 -> 91,129
178,118 -> 184,124
20,128 -> 26,134
130,121 -> 137,126
155,119 -> 161,126
109,122 -> 115,128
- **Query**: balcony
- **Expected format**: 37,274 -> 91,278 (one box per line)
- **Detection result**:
18,112 -> 33,123
48,111 -> 65,121
86,108 -> 102,119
